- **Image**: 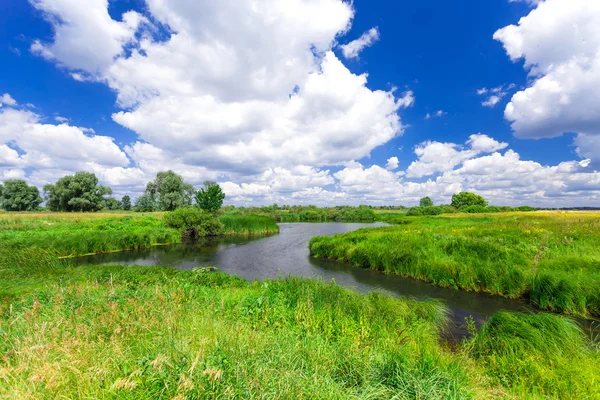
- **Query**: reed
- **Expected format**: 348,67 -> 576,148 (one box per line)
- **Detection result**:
220,214 -> 280,236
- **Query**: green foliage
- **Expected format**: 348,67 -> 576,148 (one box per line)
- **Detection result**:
195,181 -> 225,213
164,207 -> 223,237
451,192 -> 487,209
406,206 -> 444,216
462,205 -> 487,213
0,180 -> 42,211
134,193 -> 156,212
420,196 -> 434,207
103,197 -> 120,211
43,172 -> 112,212
142,170 -> 194,211
121,195 -> 132,211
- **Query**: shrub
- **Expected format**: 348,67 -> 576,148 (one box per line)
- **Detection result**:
164,207 -> 223,238
462,205 -> 487,214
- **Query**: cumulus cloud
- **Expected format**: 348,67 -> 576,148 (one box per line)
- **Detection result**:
340,27 -> 380,59
405,134 -> 508,178
0,102 -> 137,191
385,157 -> 399,171
495,0 -> 600,164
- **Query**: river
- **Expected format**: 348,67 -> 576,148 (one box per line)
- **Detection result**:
75,222 -> 537,340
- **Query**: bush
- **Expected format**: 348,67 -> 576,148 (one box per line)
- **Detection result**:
164,207 -> 223,238
462,205 -> 487,214
406,206 -> 443,216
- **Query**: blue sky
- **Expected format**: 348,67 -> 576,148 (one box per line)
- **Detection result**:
1,0 -> 599,206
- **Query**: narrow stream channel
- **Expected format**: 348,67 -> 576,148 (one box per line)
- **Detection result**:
75,222 -> 549,340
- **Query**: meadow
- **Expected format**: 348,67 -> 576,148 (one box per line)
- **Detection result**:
0,212 -> 279,258
1,211 -> 599,398
310,212 -> 600,317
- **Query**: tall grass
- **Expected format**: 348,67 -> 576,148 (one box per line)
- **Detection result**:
0,212 -> 279,258
310,212 -> 600,317
219,215 -> 279,236
465,312 -> 600,398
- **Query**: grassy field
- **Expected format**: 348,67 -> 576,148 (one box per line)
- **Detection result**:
310,212 -> 600,317
1,211 -> 599,398
0,212 -> 279,258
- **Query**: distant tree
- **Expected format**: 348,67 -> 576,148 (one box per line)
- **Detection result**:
103,197 -> 120,211
143,171 -> 194,211
451,192 -> 487,209
195,181 -> 225,214
121,195 -> 132,211
0,180 -> 43,211
43,172 -> 111,212
420,197 -> 434,207
134,193 -> 157,212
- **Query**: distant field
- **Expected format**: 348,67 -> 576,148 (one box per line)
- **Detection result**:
310,211 -> 600,317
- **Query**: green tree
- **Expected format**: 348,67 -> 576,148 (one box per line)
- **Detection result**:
195,181 -> 225,214
121,195 -> 132,211
143,171 -> 194,211
420,196 -> 434,207
134,194 -> 156,212
0,180 -> 43,211
103,197 -> 120,211
43,172 -> 112,212
451,192 -> 487,209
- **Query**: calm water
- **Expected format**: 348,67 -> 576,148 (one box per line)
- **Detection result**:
76,222 -> 537,339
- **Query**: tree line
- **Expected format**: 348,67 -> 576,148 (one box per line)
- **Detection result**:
0,171 -> 224,213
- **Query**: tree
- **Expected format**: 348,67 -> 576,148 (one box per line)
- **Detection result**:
142,171 -> 194,211
195,181 -> 225,214
103,197 -> 120,211
44,172 -> 112,212
420,196 -> 434,207
134,193 -> 156,212
451,192 -> 487,209
0,180 -> 42,211
121,195 -> 132,211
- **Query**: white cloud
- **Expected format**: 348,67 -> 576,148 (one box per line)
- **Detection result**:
426,110 -> 447,119
495,0 -> 600,164
508,0 -> 542,6
340,27 -> 380,59
482,95 -> 501,108
385,157 -> 399,171
405,134 -> 508,178
0,94 -> 17,107
477,84 -> 514,108
29,0 -> 146,74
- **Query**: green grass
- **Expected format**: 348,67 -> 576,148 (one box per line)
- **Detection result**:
220,215 -> 280,236
465,312 -> 600,398
0,212 -> 279,258
309,212 -> 600,317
